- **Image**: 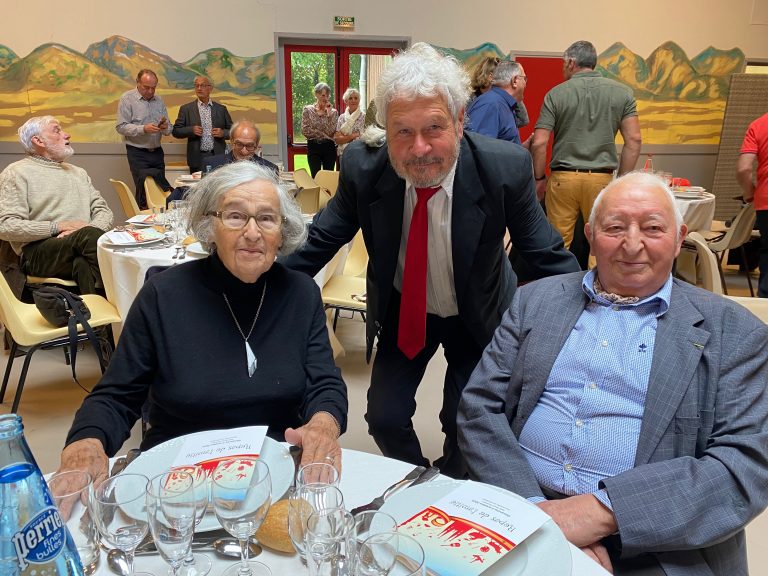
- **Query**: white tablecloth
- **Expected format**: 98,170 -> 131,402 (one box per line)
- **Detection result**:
87,448 -> 608,576
674,192 -> 716,232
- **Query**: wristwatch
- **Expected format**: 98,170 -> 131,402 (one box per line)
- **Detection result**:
535,175 -> 546,181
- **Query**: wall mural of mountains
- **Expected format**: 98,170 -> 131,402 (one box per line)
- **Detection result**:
0,35 -> 744,145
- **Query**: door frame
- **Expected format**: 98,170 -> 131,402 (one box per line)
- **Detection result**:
275,33 -> 409,169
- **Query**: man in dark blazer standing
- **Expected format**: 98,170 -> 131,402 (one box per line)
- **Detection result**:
283,43 -> 578,478
172,76 -> 233,173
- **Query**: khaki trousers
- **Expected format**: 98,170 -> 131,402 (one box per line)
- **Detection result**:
546,171 -> 613,250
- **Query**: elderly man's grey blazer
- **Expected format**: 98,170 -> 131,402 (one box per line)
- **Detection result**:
458,272 -> 768,576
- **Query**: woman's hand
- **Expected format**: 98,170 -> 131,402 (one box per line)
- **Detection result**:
285,412 -> 342,475
58,438 -> 110,487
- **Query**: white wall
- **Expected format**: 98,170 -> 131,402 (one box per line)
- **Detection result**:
3,0 -> 768,60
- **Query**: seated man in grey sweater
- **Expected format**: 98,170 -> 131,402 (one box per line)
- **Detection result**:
0,116 -> 113,294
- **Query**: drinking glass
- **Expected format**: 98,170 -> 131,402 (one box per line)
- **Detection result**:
296,462 -> 340,486
306,508 -> 355,576
146,471 -> 196,576
168,200 -> 189,244
288,483 -> 345,563
89,473 -> 151,576
352,511 -> 398,573
211,458 -> 272,576
151,206 -> 166,232
47,469 -> 100,574
175,465 -> 212,576
356,532 -> 425,576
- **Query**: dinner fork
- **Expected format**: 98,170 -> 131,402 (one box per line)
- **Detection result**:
171,246 -> 182,259
178,246 -> 187,260
350,466 -> 426,516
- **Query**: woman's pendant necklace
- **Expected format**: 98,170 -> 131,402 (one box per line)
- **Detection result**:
222,281 -> 267,377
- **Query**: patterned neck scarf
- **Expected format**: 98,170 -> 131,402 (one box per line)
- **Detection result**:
593,276 -> 640,305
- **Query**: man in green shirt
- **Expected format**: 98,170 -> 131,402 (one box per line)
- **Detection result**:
531,40 -> 641,255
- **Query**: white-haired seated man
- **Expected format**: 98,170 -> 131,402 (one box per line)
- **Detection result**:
0,116 -> 113,293
458,171 -> 768,575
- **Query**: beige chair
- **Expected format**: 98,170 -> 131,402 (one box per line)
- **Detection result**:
318,188 -> 332,211
144,176 -> 170,210
322,274 -> 367,332
293,168 -> 317,190
725,295 -> 768,324
343,229 -> 368,278
110,178 -> 149,219
704,202 -> 757,296
295,186 -> 320,214
0,272 -> 120,413
683,231 -> 724,294
314,170 -> 340,197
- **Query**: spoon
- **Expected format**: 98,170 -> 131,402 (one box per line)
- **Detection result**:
106,540 -> 263,575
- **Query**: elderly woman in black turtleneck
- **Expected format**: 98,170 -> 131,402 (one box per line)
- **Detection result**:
59,161 -> 347,485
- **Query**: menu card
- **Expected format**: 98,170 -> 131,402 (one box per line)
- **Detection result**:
396,480 -> 549,575
106,227 -> 165,244
170,425 -> 267,475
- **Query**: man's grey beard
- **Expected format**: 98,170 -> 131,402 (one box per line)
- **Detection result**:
389,136 -> 460,188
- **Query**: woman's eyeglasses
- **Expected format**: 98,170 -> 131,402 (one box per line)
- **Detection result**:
207,210 -> 285,232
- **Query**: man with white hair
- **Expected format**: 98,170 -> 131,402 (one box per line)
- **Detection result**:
0,116 -> 113,293
458,172 -> 768,574
284,43 -> 579,478
466,59 -> 527,144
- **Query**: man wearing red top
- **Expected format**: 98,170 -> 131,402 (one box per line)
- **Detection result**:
737,112 -> 768,297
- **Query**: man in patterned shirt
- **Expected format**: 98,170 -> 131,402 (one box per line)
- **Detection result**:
458,171 -> 768,575
172,76 -> 233,174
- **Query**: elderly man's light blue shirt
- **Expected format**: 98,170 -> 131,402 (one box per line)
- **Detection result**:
518,270 -> 673,509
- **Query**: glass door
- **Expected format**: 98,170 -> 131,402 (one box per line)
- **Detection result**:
284,44 -> 396,171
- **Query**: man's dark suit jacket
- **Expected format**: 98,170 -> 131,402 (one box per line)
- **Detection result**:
282,132 -> 579,358
207,152 -> 278,174
172,100 -> 233,171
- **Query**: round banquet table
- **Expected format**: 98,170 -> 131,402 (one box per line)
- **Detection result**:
674,191 -> 716,232
85,448 -> 609,576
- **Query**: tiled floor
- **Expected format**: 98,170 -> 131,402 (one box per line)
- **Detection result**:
1,267 -> 765,572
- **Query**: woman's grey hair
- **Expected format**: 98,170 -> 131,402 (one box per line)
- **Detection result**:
185,161 -> 307,256
589,171 -> 685,241
492,60 -> 523,86
314,82 -> 331,96
564,40 -> 597,70
375,42 -> 471,128
342,87 -> 360,103
18,116 -> 57,152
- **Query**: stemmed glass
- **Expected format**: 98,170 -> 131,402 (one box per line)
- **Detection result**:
288,483 -> 345,563
146,471 -> 196,576
167,200 -> 189,245
211,458 -> 272,576
89,473 -> 152,576
355,532 -> 426,576
175,465 -> 212,576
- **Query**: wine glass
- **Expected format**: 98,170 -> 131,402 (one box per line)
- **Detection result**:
89,473 -> 151,576
356,532 -> 426,576
211,458 -> 272,576
288,483 -> 345,563
146,471 -> 196,576
175,465 -> 212,576
305,508 -> 355,576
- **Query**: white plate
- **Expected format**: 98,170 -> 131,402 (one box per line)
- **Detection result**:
103,230 -> 167,246
380,479 -> 572,576
186,241 -> 209,256
178,174 -> 200,182
123,435 -> 293,532
674,191 -> 707,199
